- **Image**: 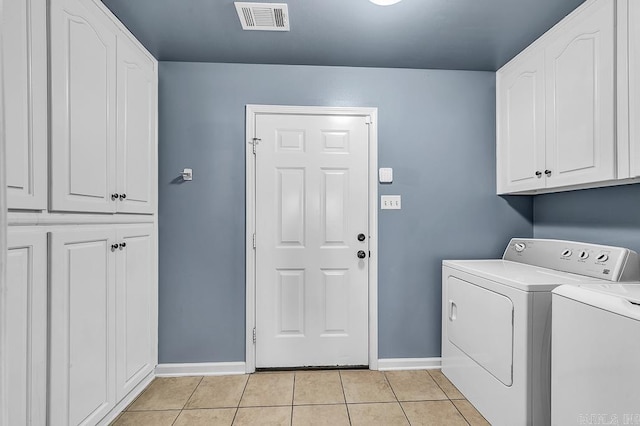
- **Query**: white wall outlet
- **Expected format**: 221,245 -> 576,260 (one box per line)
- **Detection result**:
182,168 -> 193,181
381,195 -> 401,210
379,167 -> 393,183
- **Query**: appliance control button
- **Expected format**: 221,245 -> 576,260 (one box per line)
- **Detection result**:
561,249 -> 572,257
597,253 -> 609,262
514,243 -> 526,252
579,251 -> 589,260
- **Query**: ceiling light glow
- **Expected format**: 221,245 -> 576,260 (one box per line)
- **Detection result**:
369,0 -> 403,5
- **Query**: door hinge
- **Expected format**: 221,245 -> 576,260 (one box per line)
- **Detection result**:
252,327 -> 256,344
249,137 -> 261,154
252,233 -> 256,249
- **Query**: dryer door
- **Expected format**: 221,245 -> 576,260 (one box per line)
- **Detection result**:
447,276 -> 514,386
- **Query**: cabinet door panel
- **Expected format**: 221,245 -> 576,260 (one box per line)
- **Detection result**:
50,0 -> 117,213
3,0 -> 47,209
545,0 -> 615,188
6,230 -> 47,426
116,36 -> 156,214
49,228 -> 116,426
116,225 -> 156,399
630,0 -> 640,176
497,50 -> 546,193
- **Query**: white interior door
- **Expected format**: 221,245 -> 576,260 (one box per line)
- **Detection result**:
254,112 -> 370,368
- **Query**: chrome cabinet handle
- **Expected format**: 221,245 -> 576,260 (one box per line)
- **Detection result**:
111,193 -> 119,201
545,170 -> 552,177
119,242 -> 127,249
111,243 -> 119,251
119,193 -> 127,200
535,171 -> 542,178
357,250 -> 367,259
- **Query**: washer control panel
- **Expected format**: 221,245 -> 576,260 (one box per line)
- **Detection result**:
503,239 -> 640,282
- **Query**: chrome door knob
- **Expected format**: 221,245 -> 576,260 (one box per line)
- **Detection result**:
357,250 -> 367,259
357,233 -> 366,242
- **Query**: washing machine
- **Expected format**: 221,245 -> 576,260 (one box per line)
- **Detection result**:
441,238 -> 639,426
552,283 -> 640,425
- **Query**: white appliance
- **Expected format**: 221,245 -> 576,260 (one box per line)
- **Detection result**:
552,283 -> 640,425
441,238 -> 640,426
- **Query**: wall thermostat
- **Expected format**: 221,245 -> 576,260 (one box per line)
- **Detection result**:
379,168 -> 393,183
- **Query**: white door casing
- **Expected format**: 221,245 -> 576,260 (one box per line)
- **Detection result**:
629,0 -> 640,177
246,105 -> 378,371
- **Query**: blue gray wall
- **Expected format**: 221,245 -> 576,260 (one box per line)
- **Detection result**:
534,184 -> 640,254
158,62 -> 533,363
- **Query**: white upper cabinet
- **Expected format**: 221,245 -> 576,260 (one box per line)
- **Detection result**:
497,50 -> 546,193
50,0 -> 157,214
116,35 -> 157,214
629,0 -> 640,176
544,0 -> 615,188
496,0 -> 630,194
50,0 -> 118,213
3,0 -> 47,210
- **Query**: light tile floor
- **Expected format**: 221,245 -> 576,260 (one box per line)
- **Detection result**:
112,369 -> 490,425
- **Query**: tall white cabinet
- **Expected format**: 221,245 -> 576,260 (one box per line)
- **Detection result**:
630,0 -> 640,176
497,0 -> 638,194
3,0 -> 158,425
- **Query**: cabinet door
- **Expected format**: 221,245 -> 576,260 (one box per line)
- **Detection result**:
6,230 -> 47,426
115,225 -> 156,399
630,0 -> 640,177
496,50 -> 546,194
116,35 -> 157,214
49,228 -> 117,426
545,0 -> 615,188
50,0 -> 117,213
3,0 -> 47,209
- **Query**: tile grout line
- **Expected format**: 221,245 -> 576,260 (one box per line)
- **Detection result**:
338,371 -> 352,426
382,371 -> 412,425
290,372 -> 296,426
231,374 -> 252,425
170,376 -> 204,426
428,370 -> 472,426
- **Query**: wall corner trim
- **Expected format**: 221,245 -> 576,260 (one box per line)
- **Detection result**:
377,358 -> 442,371
155,362 -> 247,377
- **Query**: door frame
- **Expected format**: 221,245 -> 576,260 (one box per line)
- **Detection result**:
245,105 -> 378,373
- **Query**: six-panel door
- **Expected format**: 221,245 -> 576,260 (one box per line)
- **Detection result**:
50,0 -> 118,213
544,0 -> 616,188
3,0 -> 47,209
6,230 -> 47,426
49,228 -> 117,426
254,113 -> 370,368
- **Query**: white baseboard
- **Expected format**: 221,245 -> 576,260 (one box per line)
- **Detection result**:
155,362 -> 247,377
377,357 -> 441,371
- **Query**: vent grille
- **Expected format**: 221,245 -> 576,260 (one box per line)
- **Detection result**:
235,2 -> 290,31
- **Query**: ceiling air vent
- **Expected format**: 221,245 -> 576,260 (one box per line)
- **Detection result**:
234,2 -> 290,31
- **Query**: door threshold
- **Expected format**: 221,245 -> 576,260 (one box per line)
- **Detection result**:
256,365 -> 369,372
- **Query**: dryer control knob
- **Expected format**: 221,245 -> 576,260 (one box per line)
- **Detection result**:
579,251 -> 589,260
514,243 -> 526,253
597,254 -> 609,262
562,249 -> 573,257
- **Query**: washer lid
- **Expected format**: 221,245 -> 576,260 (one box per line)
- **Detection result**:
553,284 -> 640,320
443,259 -> 603,292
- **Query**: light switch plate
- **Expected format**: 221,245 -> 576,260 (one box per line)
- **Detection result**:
379,168 -> 393,183
381,195 -> 401,210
